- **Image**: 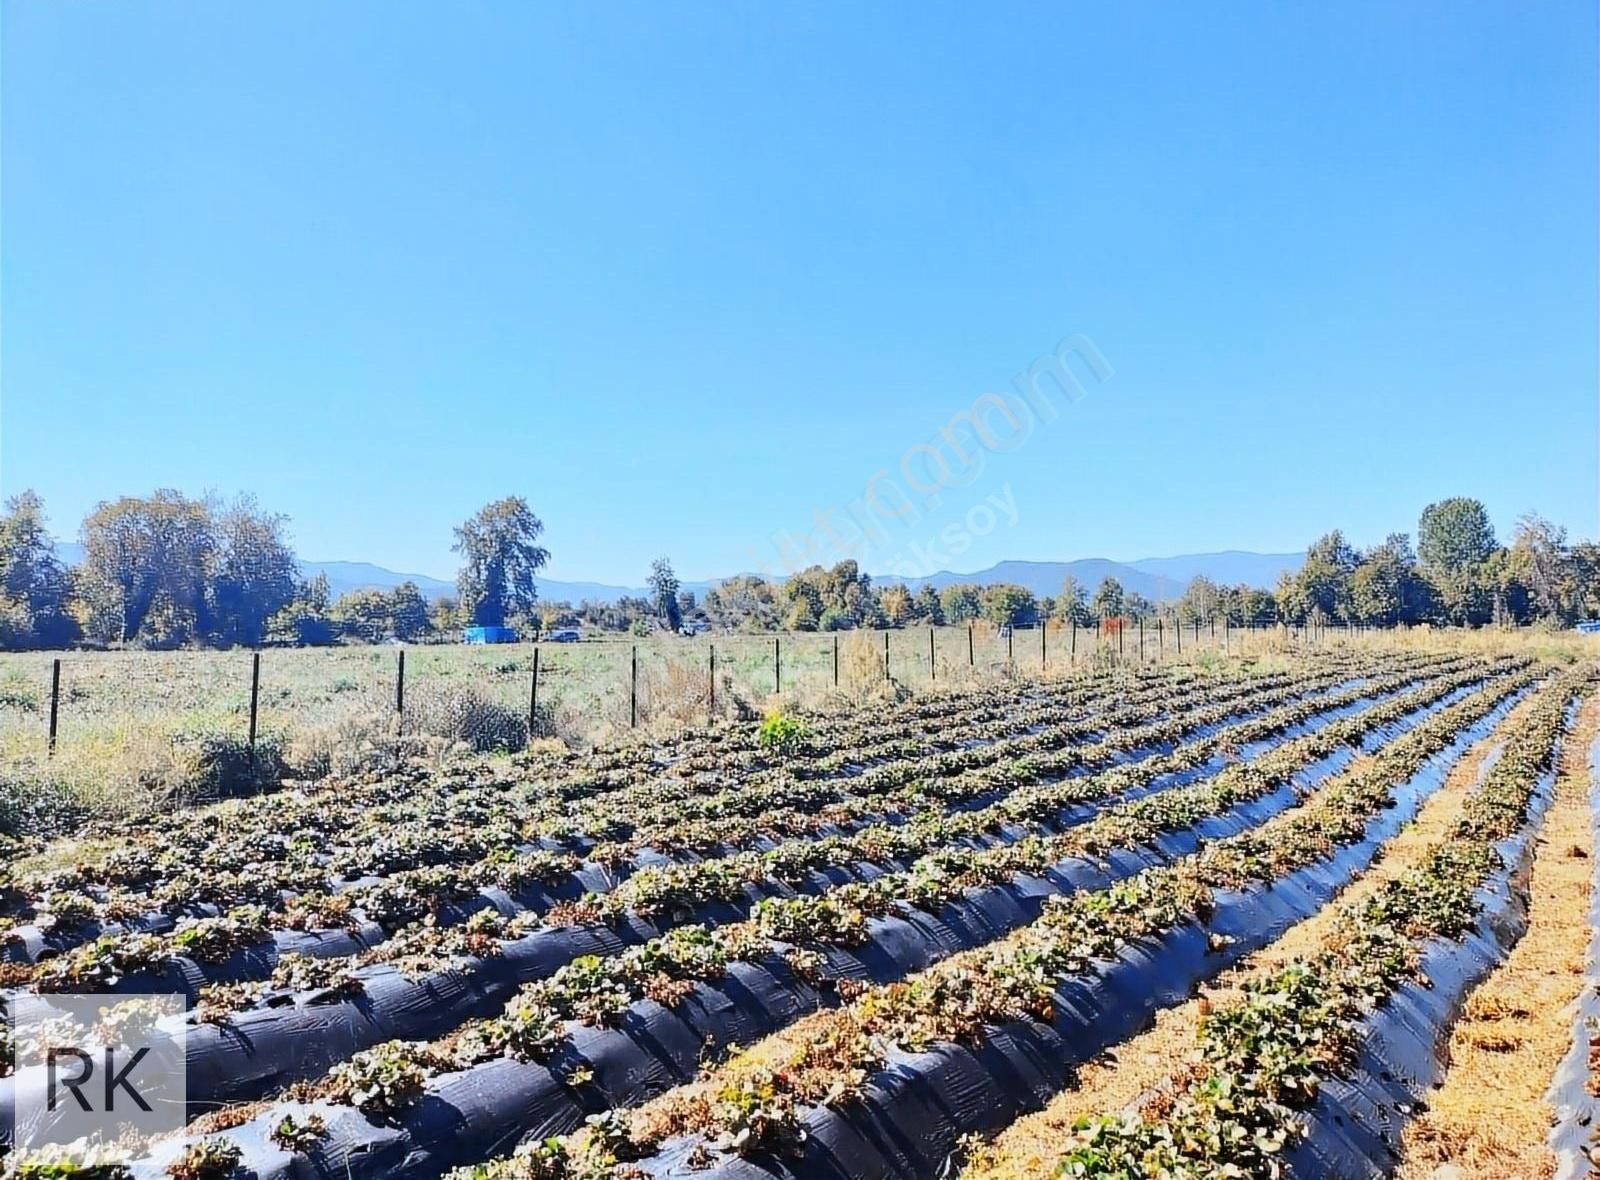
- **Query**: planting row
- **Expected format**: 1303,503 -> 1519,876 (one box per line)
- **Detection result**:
2,654 -> 1433,972
0,660 -> 1296,915
1035,666 -> 1585,1178
96,661 -> 1540,1176
7,654 -> 1484,1007
0,655 -> 1503,1146
415,665 -> 1578,1180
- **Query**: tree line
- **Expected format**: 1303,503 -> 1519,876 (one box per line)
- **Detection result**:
0,489 -> 1594,651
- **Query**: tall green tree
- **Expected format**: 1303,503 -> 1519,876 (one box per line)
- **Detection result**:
1280,530 -> 1360,623
938,583 -> 983,623
0,491 -> 78,649
1091,576 -> 1125,620
981,583 -> 1038,627
206,496 -> 298,646
453,497 -> 550,628
388,581 -> 433,640
1506,513 -> 1579,624
647,557 -> 683,630
1056,575 -> 1092,625
333,588 -> 392,642
1418,497 -> 1497,625
79,490 -> 214,645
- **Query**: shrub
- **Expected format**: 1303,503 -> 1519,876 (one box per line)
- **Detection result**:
404,683 -> 528,753
171,725 -> 287,801
757,710 -> 809,758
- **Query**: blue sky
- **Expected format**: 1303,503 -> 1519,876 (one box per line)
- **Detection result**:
3,1 -> 1595,585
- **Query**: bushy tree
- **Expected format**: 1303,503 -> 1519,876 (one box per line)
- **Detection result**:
78,490 -> 215,645
206,496 -> 298,646
702,575 -> 782,631
938,583 -> 983,623
267,574 -> 337,645
1056,576 -> 1092,625
334,588 -> 392,642
1505,513 -> 1579,624
1091,576 -> 1125,620
981,583 -> 1037,627
1418,498 -> 1496,625
389,581 -> 432,640
453,498 -> 550,628
1175,576 -> 1220,625
880,584 -> 914,626
0,491 -> 78,649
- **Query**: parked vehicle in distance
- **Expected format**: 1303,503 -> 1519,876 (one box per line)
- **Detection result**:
463,625 -> 518,644
546,627 -> 583,643
1575,621 -> 1600,634
680,621 -> 711,636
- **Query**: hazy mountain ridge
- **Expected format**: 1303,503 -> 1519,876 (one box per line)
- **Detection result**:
51,541 -> 1303,604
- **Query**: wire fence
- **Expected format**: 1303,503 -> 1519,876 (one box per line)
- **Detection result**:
0,618 -> 1365,761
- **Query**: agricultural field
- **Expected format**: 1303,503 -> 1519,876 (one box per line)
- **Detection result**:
0,623 -> 1251,831
2,636 -> 1599,1179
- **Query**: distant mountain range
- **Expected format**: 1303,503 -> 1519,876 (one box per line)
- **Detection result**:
51,542 -> 1302,604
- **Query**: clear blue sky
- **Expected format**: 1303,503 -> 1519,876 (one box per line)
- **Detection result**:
3,1 -> 1595,586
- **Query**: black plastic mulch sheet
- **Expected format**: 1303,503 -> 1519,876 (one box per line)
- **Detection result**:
117,689 -> 1521,1180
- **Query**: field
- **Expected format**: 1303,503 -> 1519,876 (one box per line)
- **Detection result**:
0,622 -> 1281,828
3,634 -> 1600,1179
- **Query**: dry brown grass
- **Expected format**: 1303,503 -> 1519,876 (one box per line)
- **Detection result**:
1393,697 -> 1600,1180
960,686 -> 1554,1180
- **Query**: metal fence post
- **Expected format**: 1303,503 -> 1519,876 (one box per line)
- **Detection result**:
395,649 -> 405,714
1041,622 -> 1047,669
929,626 -> 936,681
529,646 -> 540,736
832,634 -> 839,686
774,637 -> 781,693
883,630 -> 890,680
710,644 -> 716,711
630,644 -> 638,727
47,657 -> 60,757
247,651 -> 261,753
967,624 -> 974,667
1070,620 -> 1077,665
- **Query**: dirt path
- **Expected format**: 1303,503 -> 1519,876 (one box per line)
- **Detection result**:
1392,698 -> 1600,1179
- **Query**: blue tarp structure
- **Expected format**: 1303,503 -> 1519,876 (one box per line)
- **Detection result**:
464,625 -> 518,644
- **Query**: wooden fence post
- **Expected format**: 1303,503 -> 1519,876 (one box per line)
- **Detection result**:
1070,619 -> 1077,665
710,644 -> 716,712
47,657 -> 60,757
1139,618 -> 1145,663
967,624 -> 974,667
1007,626 -> 1014,667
